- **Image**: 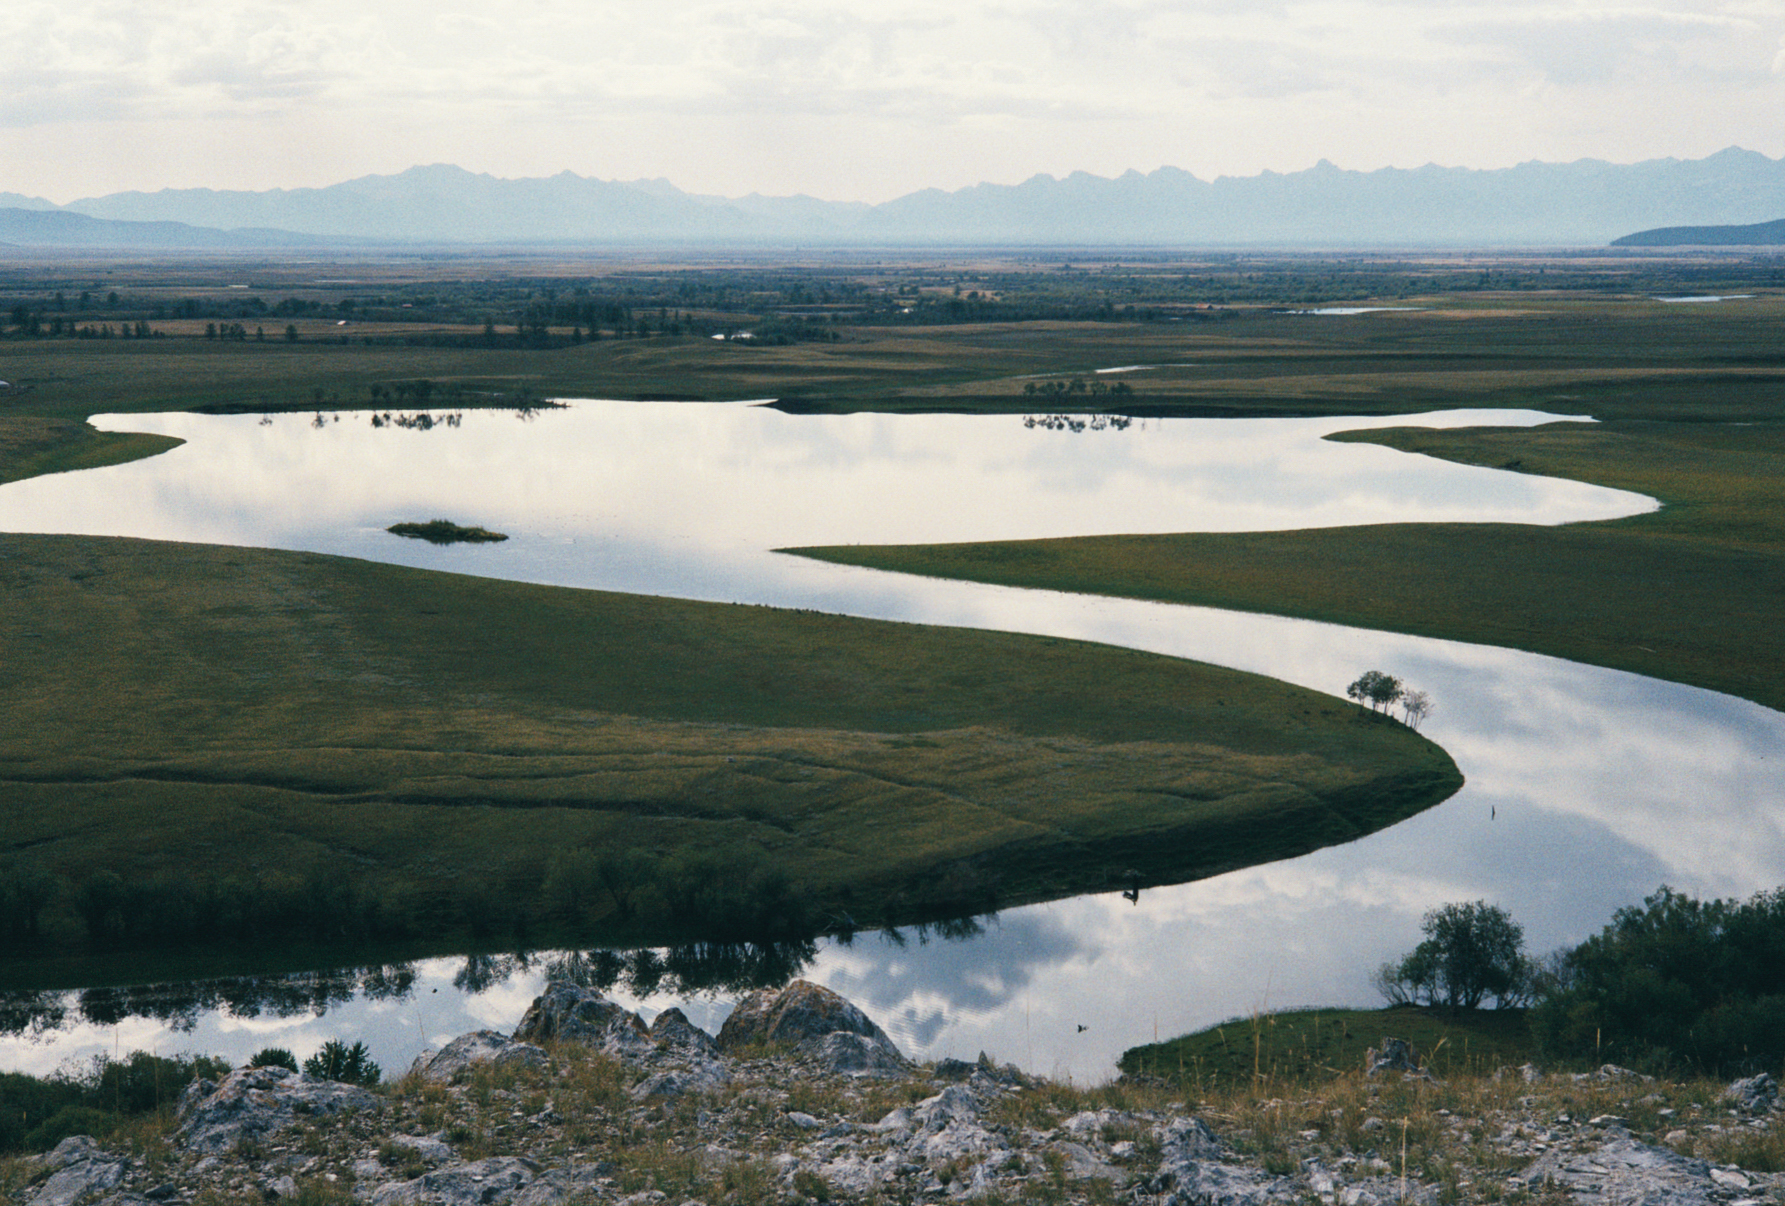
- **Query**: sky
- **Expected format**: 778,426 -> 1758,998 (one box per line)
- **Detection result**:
4,0 -> 1783,205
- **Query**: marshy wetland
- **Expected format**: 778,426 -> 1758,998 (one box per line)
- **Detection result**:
0,251 -> 1781,1082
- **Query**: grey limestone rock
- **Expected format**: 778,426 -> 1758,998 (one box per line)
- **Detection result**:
409,1030 -> 549,1084
648,1006 -> 717,1055
1516,1135 -> 1724,1206
176,1065 -> 381,1156
24,1136 -> 130,1206
1725,1073 -> 1780,1114
629,1059 -> 733,1100
715,979 -> 902,1062
513,983 -> 649,1055
367,1156 -> 541,1205
799,1029 -> 909,1078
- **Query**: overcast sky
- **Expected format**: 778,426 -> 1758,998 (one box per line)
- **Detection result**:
4,0 -> 1782,204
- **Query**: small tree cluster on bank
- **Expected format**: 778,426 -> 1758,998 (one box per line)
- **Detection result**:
1345,670 -> 1433,729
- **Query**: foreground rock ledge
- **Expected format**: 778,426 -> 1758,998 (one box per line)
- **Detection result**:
14,986 -> 1785,1206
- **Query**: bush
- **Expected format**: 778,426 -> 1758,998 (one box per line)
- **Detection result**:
303,1040 -> 381,1087
1531,885 -> 1785,1074
23,1105 -> 115,1152
250,1047 -> 299,1072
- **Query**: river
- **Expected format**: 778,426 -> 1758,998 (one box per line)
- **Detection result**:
1,399 -> 1779,1083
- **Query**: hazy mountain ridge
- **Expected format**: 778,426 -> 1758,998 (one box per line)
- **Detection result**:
6,149 -> 1783,247
1612,217 -> 1785,246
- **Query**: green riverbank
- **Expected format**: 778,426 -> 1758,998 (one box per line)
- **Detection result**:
0,534 -> 1459,985
794,417 -> 1785,714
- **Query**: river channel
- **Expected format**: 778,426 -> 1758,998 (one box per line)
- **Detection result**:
2,400 -> 1781,1084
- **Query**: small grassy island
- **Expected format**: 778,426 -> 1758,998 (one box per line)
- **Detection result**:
386,518 -> 509,544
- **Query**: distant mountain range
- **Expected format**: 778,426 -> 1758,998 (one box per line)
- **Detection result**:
1611,217 -> 1785,246
5,149 -> 1785,249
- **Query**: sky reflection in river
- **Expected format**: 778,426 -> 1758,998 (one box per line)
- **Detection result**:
0,400 -> 1776,1083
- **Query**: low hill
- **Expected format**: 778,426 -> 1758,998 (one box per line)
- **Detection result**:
1611,217 -> 1785,246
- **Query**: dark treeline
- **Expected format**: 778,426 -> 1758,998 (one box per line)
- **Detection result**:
1532,885 -> 1785,1077
9,256 -> 1784,344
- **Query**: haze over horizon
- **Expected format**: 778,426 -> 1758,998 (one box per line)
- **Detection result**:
5,0 -> 1783,207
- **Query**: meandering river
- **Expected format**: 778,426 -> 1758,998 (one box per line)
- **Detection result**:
2,400 -> 1781,1083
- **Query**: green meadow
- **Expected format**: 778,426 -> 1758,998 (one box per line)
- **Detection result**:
2,253 -> 1777,979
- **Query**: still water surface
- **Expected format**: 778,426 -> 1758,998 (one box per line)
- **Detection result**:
2,401 -> 1780,1083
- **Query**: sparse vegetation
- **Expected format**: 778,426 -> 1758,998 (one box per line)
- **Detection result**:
385,518 -> 508,544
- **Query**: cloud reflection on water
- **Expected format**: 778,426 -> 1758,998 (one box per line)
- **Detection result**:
0,400 -> 1775,1084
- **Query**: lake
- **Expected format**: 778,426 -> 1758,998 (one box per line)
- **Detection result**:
2,400 -> 1780,1084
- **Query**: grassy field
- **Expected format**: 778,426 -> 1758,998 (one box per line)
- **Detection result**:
0,533 -> 1458,985
1119,1005 -> 1536,1090
2,255 -> 1778,983
795,417 -> 1785,713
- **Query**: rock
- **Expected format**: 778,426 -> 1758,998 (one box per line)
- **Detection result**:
24,1136 -> 130,1206
389,1134 -> 456,1164
1517,1135 -> 1718,1206
648,1007 -> 717,1055
176,1065 -> 382,1156
367,1156 -> 541,1205
263,1173 -> 299,1199
511,1165 -> 614,1205
799,1030 -> 908,1078
513,983 -> 649,1055
1151,1117 -> 1295,1206
629,1060 -> 732,1100
409,1031 -> 549,1083
715,979 -> 902,1062
1364,1038 -> 1420,1078
1724,1073 -> 1780,1114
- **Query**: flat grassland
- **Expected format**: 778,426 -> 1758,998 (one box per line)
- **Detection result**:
2,252 -> 1775,978
0,533 -> 1456,983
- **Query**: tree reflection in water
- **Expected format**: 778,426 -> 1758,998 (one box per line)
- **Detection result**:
0,928 -> 986,1037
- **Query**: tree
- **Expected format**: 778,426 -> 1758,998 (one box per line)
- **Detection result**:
1378,901 -> 1528,1011
1345,670 -> 1402,715
1401,689 -> 1434,730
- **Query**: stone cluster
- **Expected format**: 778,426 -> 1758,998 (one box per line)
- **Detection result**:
12,987 -> 1785,1206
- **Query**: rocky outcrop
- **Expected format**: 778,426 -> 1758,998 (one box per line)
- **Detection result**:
715,978 -> 908,1077
1724,1073 -> 1780,1115
174,1064 -> 382,1156
409,1030 -> 549,1083
512,982 -> 649,1054
22,1136 -> 130,1206
26,1007 -> 1785,1206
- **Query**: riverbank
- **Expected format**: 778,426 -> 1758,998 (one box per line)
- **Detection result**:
794,416 -> 1785,715
0,533 -> 1458,984
10,981 -> 1782,1206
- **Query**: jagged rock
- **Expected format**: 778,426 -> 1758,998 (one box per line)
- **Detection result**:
367,1156 -> 541,1205
1517,1135 -> 1722,1206
511,1165 -> 614,1205
1150,1116 -> 1295,1206
24,1136 -> 130,1206
388,1134 -> 455,1164
932,1057 -> 978,1081
648,1006 -> 717,1055
1364,1038 -> 1422,1078
176,1065 -> 382,1156
904,1083 -> 1007,1165
629,1059 -> 732,1100
799,1030 -> 909,1078
1725,1073 -> 1780,1114
263,1173 -> 299,1199
513,983 -> 649,1055
409,1031 -> 549,1083
715,979 -> 902,1062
